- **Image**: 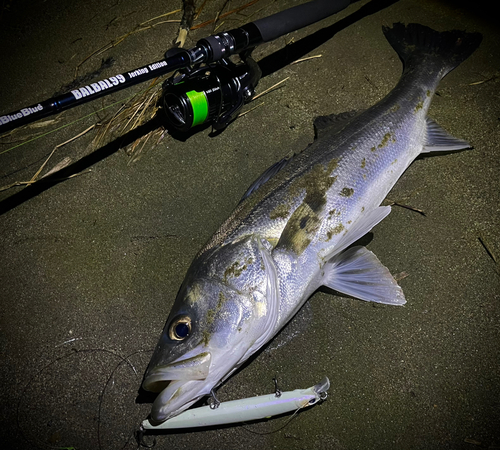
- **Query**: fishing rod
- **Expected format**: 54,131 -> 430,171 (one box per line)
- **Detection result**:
0,0 -> 357,135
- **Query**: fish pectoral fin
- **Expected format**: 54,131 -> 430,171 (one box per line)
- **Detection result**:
323,206 -> 392,261
422,118 -> 471,153
321,246 -> 406,305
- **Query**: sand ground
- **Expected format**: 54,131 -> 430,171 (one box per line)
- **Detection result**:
1,0 -> 499,449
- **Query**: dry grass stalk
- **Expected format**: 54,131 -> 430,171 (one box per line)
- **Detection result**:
93,78 -> 163,151
238,102 -> 265,118
0,170 -> 90,191
76,9 -> 182,77
241,0 -> 277,24
125,127 -> 167,164
291,55 -> 322,65
385,198 -> 426,216
212,0 -> 230,32
394,272 -> 409,282
252,77 -> 289,100
469,75 -> 498,85
235,77 -> 289,120
42,157 -> 72,178
0,116 -> 64,147
214,21 -> 226,32
0,125 -> 95,192
194,0 -> 210,20
28,119 -> 59,129
191,0 -> 261,30
92,77 -> 166,162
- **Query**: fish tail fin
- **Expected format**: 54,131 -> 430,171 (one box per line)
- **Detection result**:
383,23 -> 482,79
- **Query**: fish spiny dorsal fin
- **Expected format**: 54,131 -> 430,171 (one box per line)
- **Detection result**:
239,155 -> 293,203
240,111 -> 360,203
313,111 -> 359,140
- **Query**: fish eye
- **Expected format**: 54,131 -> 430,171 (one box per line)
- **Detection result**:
168,315 -> 192,341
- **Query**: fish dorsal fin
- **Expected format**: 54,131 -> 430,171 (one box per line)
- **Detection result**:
423,118 -> 471,153
321,245 -> 406,305
239,111 -> 360,203
239,155 -> 292,203
314,111 -> 359,139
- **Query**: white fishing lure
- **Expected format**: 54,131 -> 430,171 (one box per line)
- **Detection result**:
141,377 -> 329,430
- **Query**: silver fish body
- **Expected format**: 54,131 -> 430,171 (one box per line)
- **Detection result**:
142,23 -> 482,424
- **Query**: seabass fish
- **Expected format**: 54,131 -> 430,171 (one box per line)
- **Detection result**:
142,23 -> 482,423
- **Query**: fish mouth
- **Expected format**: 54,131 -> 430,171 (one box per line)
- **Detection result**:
142,351 -> 212,392
142,351 -> 212,423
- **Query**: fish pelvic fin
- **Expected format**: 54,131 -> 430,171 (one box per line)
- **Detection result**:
321,246 -> 406,305
383,23 -> 482,79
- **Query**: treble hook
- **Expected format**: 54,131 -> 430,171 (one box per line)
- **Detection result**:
209,388 -> 221,409
273,375 -> 282,398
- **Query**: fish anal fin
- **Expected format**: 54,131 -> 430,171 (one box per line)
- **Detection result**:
321,246 -> 406,305
423,118 -> 471,153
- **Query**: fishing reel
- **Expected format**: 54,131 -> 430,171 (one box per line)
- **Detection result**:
161,48 -> 262,133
